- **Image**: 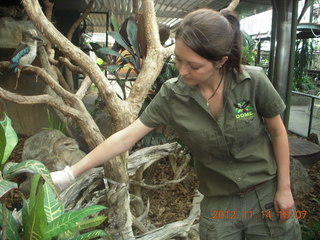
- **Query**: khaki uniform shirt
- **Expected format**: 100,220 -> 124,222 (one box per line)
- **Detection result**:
139,65 -> 286,197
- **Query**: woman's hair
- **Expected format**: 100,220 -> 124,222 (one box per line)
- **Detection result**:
175,8 -> 242,72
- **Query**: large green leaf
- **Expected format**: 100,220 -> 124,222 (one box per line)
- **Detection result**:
0,204 -> 20,240
97,47 -> 127,60
44,205 -> 107,239
0,178 -> 17,199
126,17 -> 140,58
3,160 -> 58,197
109,31 -> 133,55
69,230 -> 107,240
0,113 -> 18,165
23,175 -> 47,240
43,183 -> 63,223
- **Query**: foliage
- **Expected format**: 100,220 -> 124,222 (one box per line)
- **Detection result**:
0,113 -> 109,240
44,108 -> 66,134
241,30 -> 257,65
242,45 -> 257,65
293,39 -> 316,93
300,198 -> 320,240
89,15 -> 142,100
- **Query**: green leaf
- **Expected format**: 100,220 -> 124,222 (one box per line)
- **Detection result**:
3,160 -> 59,197
23,175 -> 47,240
74,215 -> 107,232
97,47 -> 127,60
0,204 -> 20,240
0,178 -> 17,199
0,113 -> 18,165
111,13 -> 119,32
69,230 -> 107,240
43,183 -> 63,223
106,65 -> 121,73
45,205 -> 107,239
109,31 -> 133,55
126,18 -> 140,58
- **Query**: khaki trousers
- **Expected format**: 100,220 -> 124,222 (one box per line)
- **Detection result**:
199,179 -> 302,240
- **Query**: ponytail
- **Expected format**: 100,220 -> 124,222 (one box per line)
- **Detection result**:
220,9 -> 242,72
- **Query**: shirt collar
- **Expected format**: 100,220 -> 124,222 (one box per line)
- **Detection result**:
171,65 -> 252,96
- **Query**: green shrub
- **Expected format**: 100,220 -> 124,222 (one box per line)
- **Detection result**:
0,113 -> 109,240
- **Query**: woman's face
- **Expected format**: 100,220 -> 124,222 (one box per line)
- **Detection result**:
174,39 -> 220,86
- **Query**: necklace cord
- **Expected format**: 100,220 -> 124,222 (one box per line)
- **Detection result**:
206,76 -> 223,105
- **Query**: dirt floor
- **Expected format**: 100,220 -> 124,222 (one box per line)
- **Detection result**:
2,135 -> 320,238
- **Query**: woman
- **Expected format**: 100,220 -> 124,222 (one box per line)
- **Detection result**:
52,8 -> 301,239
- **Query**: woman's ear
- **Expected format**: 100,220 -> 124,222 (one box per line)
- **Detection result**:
220,56 -> 229,66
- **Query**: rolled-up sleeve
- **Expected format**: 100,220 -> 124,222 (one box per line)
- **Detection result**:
139,82 -> 172,128
254,68 -> 286,118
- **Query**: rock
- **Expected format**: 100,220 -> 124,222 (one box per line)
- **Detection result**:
290,157 -> 314,199
20,129 -> 85,194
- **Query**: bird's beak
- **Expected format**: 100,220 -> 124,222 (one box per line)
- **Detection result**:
33,36 -> 43,41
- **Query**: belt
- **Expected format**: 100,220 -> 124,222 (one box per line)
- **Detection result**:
237,180 -> 269,195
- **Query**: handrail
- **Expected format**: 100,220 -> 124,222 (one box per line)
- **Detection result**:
291,91 -> 320,137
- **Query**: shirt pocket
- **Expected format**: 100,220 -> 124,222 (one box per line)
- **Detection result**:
234,110 -> 263,149
177,129 -> 219,157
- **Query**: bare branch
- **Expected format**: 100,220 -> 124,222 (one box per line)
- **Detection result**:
58,56 -> 84,74
22,66 -> 75,103
22,0 -> 128,130
67,0 -> 96,40
128,142 -> 183,176
136,191 -> 203,240
42,0 -> 54,52
130,174 -> 188,190
225,0 -> 240,11
54,66 -> 72,91
0,87 -> 82,118
76,75 -> 92,99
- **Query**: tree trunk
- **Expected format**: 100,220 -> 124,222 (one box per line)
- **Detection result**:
10,0 -> 177,238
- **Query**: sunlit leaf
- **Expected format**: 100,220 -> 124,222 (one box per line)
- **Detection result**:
0,113 -> 18,165
69,230 -> 107,240
45,205 -> 107,239
43,183 -> 63,223
3,160 -> 59,199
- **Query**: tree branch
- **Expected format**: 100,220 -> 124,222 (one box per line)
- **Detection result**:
67,0 -> 96,40
0,87 -> 82,119
22,0 -> 130,131
58,56 -> 84,74
76,75 -> 92,99
225,0 -> 240,11
130,174 -> 188,190
126,0 -> 174,116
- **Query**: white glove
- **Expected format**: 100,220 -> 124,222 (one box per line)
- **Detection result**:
50,166 -> 75,192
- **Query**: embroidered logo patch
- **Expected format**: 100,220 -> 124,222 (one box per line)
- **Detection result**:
234,100 -> 254,119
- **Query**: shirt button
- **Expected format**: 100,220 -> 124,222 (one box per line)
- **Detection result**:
237,177 -> 242,182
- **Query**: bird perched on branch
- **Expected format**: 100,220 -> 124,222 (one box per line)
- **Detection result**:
8,29 -> 42,89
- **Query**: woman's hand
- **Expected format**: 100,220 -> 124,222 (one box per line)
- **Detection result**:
50,166 -> 75,192
273,187 -> 295,221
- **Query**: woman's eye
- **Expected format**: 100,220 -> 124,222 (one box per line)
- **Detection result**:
190,65 -> 200,70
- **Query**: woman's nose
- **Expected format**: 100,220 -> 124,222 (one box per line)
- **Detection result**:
178,63 -> 188,76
